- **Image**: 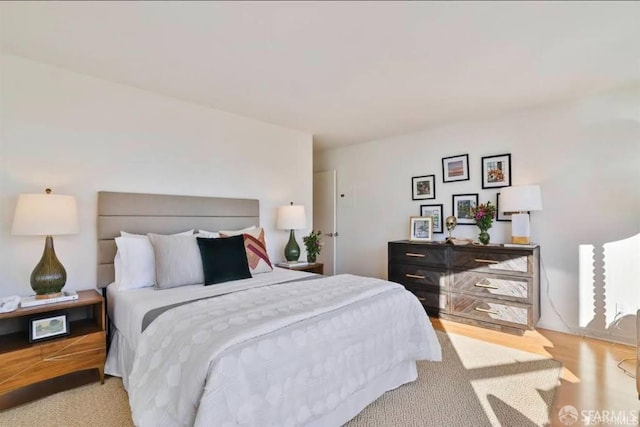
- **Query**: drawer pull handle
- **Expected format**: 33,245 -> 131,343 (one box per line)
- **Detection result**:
474,283 -> 499,289
406,274 -> 426,280
417,297 -> 427,302
406,253 -> 426,258
475,258 -> 499,264
475,307 -> 499,315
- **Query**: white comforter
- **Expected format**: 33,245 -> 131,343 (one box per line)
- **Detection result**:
128,274 -> 441,426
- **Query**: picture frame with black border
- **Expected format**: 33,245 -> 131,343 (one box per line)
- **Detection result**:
482,153 -> 511,189
419,203 -> 444,233
452,193 -> 478,225
409,216 -> 433,241
496,192 -> 527,222
29,311 -> 70,343
442,154 -> 470,183
411,175 -> 436,200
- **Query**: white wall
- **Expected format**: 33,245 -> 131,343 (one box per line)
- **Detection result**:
0,54 -> 313,297
315,85 -> 640,343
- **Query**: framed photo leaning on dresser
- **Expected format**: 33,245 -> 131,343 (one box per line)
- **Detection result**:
409,216 -> 433,241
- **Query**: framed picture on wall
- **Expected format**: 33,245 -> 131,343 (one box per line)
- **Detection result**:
442,154 -> 470,183
496,192 -> 527,222
481,153 -> 511,188
419,204 -> 443,233
496,192 -> 511,221
452,193 -> 478,225
409,216 -> 433,241
411,175 -> 436,200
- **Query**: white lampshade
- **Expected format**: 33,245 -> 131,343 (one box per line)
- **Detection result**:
500,185 -> 543,213
12,191 -> 79,236
276,203 -> 306,230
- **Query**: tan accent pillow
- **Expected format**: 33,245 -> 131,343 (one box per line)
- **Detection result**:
220,227 -> 273,274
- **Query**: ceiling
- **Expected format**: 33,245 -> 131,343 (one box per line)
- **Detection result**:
1,2 -> 639,151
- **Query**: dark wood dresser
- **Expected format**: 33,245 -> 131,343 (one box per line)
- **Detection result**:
388,240 -> 540,335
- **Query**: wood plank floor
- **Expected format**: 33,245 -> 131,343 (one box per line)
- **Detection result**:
430,318 -> 638,426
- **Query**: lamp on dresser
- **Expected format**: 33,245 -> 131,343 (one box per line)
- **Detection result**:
11,188 -> 79,298
276,202 -> 306,263
500,185 -> 542,245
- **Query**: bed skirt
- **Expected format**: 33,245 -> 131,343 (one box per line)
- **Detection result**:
106,328 -> 421,426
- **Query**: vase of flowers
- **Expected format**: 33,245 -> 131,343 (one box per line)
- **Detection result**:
302,230 -> 323,263
470,201 -> 497,245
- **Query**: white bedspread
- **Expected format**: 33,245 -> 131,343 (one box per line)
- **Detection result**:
128,274 -> 440,426
107,267 -> 314,352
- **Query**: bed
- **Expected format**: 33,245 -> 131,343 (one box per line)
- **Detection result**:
98,191 -> 442,426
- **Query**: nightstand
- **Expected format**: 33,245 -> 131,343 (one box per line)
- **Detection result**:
276,262 -> 324,275
0,289 -> 106,408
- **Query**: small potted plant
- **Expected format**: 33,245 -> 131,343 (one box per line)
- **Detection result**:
470,201 -> 497,245
302,230 -> 323,263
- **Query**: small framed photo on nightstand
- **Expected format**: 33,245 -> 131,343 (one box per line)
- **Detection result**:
29,311 -> 70,343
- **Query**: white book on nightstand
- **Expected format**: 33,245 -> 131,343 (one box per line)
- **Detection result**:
276,261 -> 310,268
20,290 -> 79,308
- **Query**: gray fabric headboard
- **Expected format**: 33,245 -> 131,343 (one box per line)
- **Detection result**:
97,191 -> 259,288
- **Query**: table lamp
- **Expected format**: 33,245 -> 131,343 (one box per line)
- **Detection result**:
500,185 -> 542,245
276,202 -> 306,262
11,189 -> 79,298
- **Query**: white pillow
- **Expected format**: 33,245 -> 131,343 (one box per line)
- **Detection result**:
113,230 -> 193,291
121,230 -> 193,237
218,225 -> 256,235
197,230 -> 220,238
148,233 -> 204,289
195,228 -> 255,238
114,235 -> 156,290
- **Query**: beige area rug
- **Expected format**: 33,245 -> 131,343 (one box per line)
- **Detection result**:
348,331 -> 561,427
0,331 -> 561,427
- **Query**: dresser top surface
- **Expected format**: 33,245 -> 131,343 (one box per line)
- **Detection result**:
389,240 -> 538,251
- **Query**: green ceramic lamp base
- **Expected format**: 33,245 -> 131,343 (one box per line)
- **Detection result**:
284,229 -> 301,262
31,235 -> 67,298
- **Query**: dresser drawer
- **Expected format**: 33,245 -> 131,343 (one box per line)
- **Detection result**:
452,271 -> 531,302
0,332 -> 105,395
389,263 -> 447,290
34,345 -> 105,384
0,346 -> 41,394
405,286 -> 448,313
389,243 -> 447,268
40,331 -> 105,360
450,293 -> 531,328
451,247 -> 533,275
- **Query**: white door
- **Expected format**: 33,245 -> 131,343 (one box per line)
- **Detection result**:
313,170 -> 337,275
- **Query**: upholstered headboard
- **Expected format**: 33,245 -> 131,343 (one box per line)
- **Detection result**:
96,191 -> 259,288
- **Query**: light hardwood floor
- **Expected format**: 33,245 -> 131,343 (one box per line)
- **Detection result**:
430,318 -> 638,426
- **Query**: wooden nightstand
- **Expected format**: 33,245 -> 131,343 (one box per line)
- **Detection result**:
0,289 -> 106,408
276,262 -> 324,275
